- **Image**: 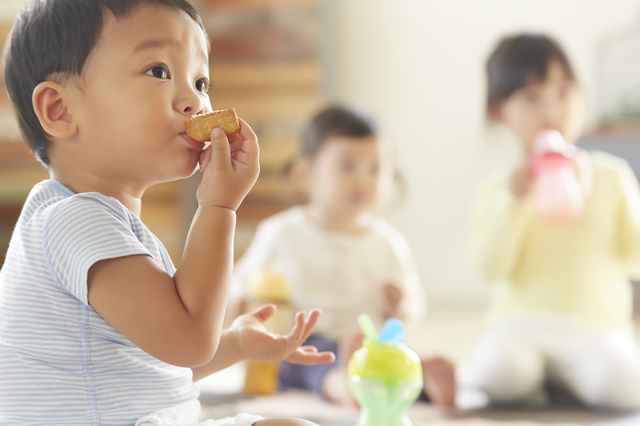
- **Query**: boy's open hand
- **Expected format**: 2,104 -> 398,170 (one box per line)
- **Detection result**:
230,305 -> 335,365
196,118 -> 260,211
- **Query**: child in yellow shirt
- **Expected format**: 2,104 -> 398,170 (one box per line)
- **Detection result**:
470,33 -> 640,409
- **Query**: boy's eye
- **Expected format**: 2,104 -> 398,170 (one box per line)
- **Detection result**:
146,65 -> 169,79
195,78 -> 209,93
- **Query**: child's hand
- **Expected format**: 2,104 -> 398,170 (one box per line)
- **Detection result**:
509,162 -> 533,198
382,282 -> 404,320
229,304 -> 335,365
196,118 -> 260,211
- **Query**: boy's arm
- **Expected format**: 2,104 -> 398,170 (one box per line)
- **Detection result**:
87,121 -> 259,368
192,305 -> 335,382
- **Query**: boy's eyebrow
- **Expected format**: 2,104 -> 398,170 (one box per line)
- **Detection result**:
133,38 -> 176,52
132,38 -> 209,62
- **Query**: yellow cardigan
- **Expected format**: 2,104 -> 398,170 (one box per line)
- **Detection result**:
471,151 -> 640,328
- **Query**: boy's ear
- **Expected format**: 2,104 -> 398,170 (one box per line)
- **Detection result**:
32,81 -> 78,139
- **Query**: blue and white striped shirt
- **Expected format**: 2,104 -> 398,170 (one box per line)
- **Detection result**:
0,180 -> 199,425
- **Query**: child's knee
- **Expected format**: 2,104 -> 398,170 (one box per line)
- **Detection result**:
472,335 -> 545,403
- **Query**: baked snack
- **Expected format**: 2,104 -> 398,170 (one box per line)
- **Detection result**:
184,108 -> 240,142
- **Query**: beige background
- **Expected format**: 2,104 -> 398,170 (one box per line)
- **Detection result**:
322,0 -> 640,306
1,0 -> 639,307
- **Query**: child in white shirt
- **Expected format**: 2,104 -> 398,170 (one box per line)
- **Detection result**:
231,106 -> 455,406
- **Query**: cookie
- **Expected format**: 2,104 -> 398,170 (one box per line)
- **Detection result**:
184,108 -> 240,142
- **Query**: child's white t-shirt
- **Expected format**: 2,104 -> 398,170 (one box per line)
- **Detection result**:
232,206 -> 427,341
0,180 -> 198,425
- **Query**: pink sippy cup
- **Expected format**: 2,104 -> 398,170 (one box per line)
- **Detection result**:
528,130 -> 584,223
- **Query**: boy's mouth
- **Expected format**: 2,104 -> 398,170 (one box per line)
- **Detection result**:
181,132 -> 206,150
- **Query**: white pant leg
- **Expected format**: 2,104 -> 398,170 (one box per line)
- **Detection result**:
469,321 -> 546,404
546,324 -> 640,411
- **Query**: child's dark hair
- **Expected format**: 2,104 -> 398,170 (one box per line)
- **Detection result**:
3,0 -> 205,166
486,33 -> 576,116
301,105 -> 379,159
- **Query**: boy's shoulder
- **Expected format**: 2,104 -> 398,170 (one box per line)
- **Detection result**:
25,180 -> 132,225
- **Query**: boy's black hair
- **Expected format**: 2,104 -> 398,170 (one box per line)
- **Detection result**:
3,0 -> 205,166
486,33 -> 576,116
301,105 -> 379,159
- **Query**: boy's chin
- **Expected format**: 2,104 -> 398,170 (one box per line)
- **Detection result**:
179,157 -> 201,178
178,163 -> 200,180
154,161 -> 200,183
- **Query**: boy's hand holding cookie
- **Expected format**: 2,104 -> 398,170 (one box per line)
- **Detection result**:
194,114 -> 260,211
229,304 -> 335,365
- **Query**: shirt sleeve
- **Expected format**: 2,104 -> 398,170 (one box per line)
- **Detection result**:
43,194 -> 152,305
614,159 -> 640,279
469,176 -> 536,284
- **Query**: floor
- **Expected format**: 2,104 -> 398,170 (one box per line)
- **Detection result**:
196,306 -> 640,425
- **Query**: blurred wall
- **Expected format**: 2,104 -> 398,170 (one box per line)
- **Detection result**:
0,1 -> 23,19
2,0 -> 638,306
323,0 -> 640,306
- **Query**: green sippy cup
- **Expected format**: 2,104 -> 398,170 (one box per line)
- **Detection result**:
348,315 -> 423,426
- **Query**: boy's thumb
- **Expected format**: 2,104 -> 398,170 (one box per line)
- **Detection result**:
251,304 -> 276,323
208,127 -> 231,169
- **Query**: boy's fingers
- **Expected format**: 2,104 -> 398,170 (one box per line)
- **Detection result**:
208,127 -> 231,170
198,147 -> 212,173
287,349 -> 335,365
299,309 -> 321,343
299,345 -> 318,354
235,118 -> 256,143
249,304 -> 276,323
284,311 -> 306,348
233,118 -> 259,161
229,139 -> 254,166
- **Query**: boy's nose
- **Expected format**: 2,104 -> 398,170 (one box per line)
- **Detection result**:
175,90 -> 204,116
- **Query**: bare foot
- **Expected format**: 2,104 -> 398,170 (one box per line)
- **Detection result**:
421,356 -> 456,407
